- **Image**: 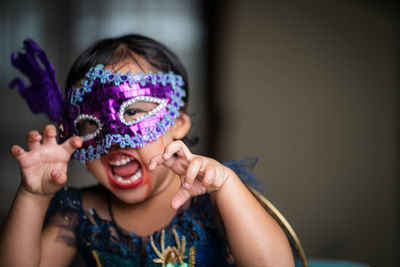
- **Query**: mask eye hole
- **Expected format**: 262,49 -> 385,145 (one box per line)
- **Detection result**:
74,114 -> 102,141
119,96 -> 168,126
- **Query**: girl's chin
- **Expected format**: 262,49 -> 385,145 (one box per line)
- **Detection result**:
109,183 -> 154,204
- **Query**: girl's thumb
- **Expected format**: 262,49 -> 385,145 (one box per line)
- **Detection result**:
171,188 -> 191,210
50,169 -> 67,188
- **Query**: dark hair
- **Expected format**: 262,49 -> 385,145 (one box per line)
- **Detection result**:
65,34 -> 189,108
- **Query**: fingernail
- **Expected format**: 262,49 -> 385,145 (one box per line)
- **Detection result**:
163,153 -> 168,158
183,183 -> 190,189
16,148 -> 22,153
52,170 -> 60,177
201,186 -> 206,192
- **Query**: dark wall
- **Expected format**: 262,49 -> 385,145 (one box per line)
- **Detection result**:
214,1 -> 399,266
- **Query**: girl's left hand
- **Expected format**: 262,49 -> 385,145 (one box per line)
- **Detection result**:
148,140 -> 234,209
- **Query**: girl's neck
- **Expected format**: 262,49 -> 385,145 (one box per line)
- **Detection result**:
109,172 -> 183,236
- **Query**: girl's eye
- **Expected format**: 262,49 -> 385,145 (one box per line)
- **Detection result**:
124,108 -> 139,117
121,102 -> 156,123
74,114 -> 102,141
123,107 -> 146,122
77,120 -> 98,136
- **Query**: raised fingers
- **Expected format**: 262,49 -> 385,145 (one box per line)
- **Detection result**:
184,157 -> 203,188
162,140 -> 192,161
148,140 -> 193,171
10,145 -> 26,160
202,164 -> 216,188
171,187 -> 191,210
26,130 -> 42,150
61,136 -> 83,155
42,125 -> 57,145
148,154 -> 164,171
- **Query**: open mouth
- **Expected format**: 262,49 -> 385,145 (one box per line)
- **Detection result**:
105,151 -> 144,190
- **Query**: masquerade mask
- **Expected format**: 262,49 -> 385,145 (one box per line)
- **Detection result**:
9,39 -> 186,163
62,64 -> 186,162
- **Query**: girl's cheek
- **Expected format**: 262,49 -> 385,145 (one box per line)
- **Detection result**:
141,166 -> 153,198
142,135 -> 167,158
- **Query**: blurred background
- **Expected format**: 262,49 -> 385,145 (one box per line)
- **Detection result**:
0,0 -> 398,266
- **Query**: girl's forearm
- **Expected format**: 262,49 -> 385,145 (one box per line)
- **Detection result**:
0,185 -> 52,266
213,173 -> 295,267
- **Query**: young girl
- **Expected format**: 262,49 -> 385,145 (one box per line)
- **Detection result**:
0,35 -> 294,266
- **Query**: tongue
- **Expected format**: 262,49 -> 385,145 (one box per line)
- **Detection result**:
111,161 -> 140,178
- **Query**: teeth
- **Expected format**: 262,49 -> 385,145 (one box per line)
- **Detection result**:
131,168 -> 142,181
114,168 -> 142,184
109,157 -> 133,166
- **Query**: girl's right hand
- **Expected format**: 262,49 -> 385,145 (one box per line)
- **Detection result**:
10,124 -> 82,197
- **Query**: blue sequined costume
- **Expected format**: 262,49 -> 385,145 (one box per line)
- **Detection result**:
46,160 -> 260,267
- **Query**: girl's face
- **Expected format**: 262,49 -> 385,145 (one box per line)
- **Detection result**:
83,58 -> 190,204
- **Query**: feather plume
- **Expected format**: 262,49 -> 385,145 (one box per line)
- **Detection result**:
9,39 -> 64,122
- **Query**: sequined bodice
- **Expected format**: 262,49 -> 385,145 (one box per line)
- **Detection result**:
47,186 -> 233,267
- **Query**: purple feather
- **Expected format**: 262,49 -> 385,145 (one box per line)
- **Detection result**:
9,39 -> 64,122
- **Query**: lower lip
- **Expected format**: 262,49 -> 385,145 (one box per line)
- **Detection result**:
105,155 -> 145,190
108,169 -> 144,190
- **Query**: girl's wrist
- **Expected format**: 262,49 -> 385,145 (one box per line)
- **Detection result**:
211,168 -> 239,198
18,184 -> 54,204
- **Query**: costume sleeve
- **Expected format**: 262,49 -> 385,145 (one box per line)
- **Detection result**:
223,157 -> 263,191
44,187 -> 82,248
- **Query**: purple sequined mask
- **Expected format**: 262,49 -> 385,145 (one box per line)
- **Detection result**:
61,64 -> 186,162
